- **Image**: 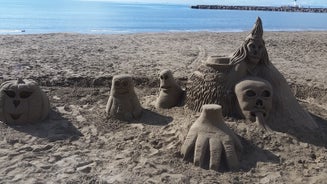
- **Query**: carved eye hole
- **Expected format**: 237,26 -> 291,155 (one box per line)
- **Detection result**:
160,75 -> 168,80
121,81 -> 128,87
20,91 -> 33,99
249,43 -> 256,49
4,90 -> 16,98
114,81 -> 120,87
245,90 -> 256,97
262,90 -> 271,97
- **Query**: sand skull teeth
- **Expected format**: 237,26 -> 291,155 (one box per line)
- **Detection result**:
235,77 -> 272,130
105,74 -> 143,121
155,69 -> 184,109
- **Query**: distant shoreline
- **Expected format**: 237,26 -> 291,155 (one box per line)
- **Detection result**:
191,5 -> 327,13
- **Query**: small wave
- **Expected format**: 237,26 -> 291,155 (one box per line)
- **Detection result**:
90,29 -> 132,34
0,29 -> 26,34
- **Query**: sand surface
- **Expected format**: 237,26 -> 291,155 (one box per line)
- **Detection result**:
0,31 -> 327,183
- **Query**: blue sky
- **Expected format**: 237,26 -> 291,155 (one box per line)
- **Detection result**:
81,0 -> 327,7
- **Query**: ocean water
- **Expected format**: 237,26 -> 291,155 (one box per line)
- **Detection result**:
0,0 -> 327,34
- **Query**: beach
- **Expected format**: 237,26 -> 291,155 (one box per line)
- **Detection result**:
0,31 -> 327,183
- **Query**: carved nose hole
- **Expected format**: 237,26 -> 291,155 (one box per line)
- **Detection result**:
256,99 -> 263,107
13,100 -> 20,108
253,50 -> 257,55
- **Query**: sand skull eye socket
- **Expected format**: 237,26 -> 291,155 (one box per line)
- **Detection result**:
262,90 -> 271,97
121,81 -> 128,87
160,75 -> 168,80
245,90 -> 256,97
114,81 -> 120,87
19,91 -> 33,99
4,90 -> 16,98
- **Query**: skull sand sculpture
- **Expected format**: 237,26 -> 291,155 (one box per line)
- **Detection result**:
105,74 -> 143,121
155,69 -> 184,109
235,77 -> 272,130
185,56 -> 233,115
181,104 -> 242,171
0,79 -> 50,124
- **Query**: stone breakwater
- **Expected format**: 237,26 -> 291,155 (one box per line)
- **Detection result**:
191,5 -> 327,13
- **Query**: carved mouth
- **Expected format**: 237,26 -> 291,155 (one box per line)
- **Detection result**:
10,113 -> 22,120
160,85 -> 171,89
250,111 -> 266,117
115,89 -> 129,94
160,86 -> 171,92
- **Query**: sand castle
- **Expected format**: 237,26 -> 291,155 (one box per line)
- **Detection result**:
0,78 -> 50,124
155,69 -> 184,109
181,104 -> 242,171
105,74 -> 143,121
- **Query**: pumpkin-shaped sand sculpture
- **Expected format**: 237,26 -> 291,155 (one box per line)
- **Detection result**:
0,79 -> 50,124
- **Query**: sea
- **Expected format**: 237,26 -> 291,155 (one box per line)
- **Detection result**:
1,0 -> 327,34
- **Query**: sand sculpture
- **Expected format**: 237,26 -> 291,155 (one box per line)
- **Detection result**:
0,78 -> 50,124
105,74 -> 143,121
185,17 -> 317,132
229,17 -> 318,131
155,69 -> 184,109
181,104 -> 242,171
235,77 -> 273,130
185,56 -> 233,115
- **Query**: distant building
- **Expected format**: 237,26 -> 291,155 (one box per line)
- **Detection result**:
293,0 -> 301,8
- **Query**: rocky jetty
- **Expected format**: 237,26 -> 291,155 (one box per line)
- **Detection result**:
191,5 -> 327,13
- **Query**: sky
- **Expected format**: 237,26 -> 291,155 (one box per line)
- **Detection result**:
81,0 -> 327,7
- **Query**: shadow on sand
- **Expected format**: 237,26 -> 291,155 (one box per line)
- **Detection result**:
7,109 -> 83,141
239,136 -> 280,172
136,109 -> 173,126
269,113 -> 327,148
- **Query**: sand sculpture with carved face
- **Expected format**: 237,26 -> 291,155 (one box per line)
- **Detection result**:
185,17 -> 317,132
155,69 -> 184,109
0,79 -> 50,124
227,17 -> 270,92
105,74 -> 143,121
181,104 -> 242,171
229,17 -> 317,132
179,17 -> 319,174
235,77 -> 273,130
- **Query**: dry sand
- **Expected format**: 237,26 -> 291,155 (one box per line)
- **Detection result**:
0,31 -> 327,183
